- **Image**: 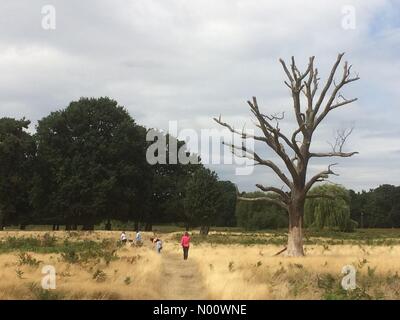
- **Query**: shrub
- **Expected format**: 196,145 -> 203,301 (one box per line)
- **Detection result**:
124,277 -> 132,285
18,252 -> 41,267
92,269 -> 107,282
41,233 -> 57,247
61,250 -> 80,264
28,282 -> 64,300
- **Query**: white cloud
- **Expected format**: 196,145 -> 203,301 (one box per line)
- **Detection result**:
0,0 -> 399,191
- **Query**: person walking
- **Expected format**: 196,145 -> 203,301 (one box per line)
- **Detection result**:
120,231 -> 127,244
181,232 -> 190,260
135,230 -> 142,246
150,237 -> 163,254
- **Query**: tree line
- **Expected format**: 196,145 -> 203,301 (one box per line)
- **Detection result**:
0,97 -> 237,233
350,185 -> 400,228
1,97 -> 398,233
237,184 -> 400,231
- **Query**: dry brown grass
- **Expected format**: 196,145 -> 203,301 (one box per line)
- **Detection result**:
186,244 -> 400,299
0,231 -> 162,299
1,231 -> 400,299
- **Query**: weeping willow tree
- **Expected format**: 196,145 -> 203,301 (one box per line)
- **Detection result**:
304,184 -> 357,231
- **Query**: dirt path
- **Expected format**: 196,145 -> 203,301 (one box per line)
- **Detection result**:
159,249 -> 208,300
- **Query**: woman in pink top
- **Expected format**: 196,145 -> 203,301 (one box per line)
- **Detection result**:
181,232 -> 190,260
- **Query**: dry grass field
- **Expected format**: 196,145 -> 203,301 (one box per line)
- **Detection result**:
1,230 -> 400,299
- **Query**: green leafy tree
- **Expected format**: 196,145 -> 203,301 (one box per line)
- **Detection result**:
304,184 -> 356,231
389,187 -> 400,227
183,167 -> 222,235
146,132 -> 200,230
351,184 -> 400,228
236,192 -> 287,230
215,181 -> 237,227
349,189 -> 365,227
0,118 -> 36,229
32,97 -> 150,229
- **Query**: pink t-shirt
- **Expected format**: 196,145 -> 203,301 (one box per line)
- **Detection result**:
181,235 -> 190,248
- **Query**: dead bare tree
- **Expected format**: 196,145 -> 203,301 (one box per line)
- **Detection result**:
214,53 -> 359,256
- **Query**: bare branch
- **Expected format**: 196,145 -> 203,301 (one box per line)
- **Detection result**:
262,112 -> 285,121
247,97 -> 302,180
312,127 -> 358,158
213,116 -> 267,142
255,183 -> 289,201
222,141 -> 293,188
237,196 -> 288,209
234,184 -> 288,209
313,58 -> 360,129
279,57 -> 309,137
310,151 -> 358,158
312,68 -> 319,98
313,52 -> 345,117
305,163 -> 339,192
279,58 -> 294,84
330,97 -> 358,110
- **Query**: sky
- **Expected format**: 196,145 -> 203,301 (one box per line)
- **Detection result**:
0,0 -> 399,192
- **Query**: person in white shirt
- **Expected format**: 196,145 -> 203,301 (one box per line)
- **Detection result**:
120,231 -> 127,244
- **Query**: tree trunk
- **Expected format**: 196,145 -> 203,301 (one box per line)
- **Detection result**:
19,224 -> 26,230
286,201 -> 304,257
52,224 -> 56,231
134,221 -> 139,231
200,225 -> 210,236
144,222 -> 152,231
65,224 -> 71,231
56,224 -> 60,231
72,224 -> 78,230
105,219 -> 111,231
82,224 -> 94,231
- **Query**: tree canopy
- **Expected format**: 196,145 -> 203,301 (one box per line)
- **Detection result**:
236,192 -> 287,230
0,96 -> 398,234
304,184 -> 356,231
32,97 -> 151,229
0,118 -> 36,229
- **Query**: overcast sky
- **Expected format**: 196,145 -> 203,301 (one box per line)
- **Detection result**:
0,0 -> 399,192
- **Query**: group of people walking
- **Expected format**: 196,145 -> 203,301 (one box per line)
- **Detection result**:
120,230 -> 142,246
119,230 -> 191,260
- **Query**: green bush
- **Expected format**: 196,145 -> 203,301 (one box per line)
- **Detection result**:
18,252 -> 41,267
236,192 -> 288,230
92,269 -> 107,282
305,184 -> 357,232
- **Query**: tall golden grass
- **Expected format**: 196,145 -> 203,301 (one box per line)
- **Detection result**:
0,231 -> 162,299
170,241 -> 400,299
1,231 -> 400,299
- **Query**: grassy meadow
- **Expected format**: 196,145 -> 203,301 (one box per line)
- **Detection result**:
1,228 -> 400,299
